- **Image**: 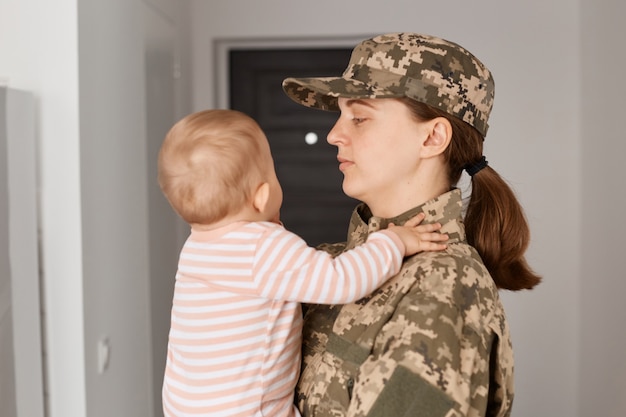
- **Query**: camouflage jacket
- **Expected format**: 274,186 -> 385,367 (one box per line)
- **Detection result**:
295,189 -> 514,417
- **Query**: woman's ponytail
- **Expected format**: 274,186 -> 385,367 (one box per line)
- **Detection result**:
401,98 -> 541,291
465,167 -> 541,290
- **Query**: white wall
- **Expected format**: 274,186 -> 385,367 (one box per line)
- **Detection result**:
0,1 -> 86,416
78,1 -> 153,416
580,2 -> 626,416
0,0 -> 190,416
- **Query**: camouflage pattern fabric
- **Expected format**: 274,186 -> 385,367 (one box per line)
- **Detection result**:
282,33 -> 494,137
296,189 -> 514,417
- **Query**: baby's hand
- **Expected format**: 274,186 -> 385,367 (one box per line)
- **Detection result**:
387,212 -> 448,256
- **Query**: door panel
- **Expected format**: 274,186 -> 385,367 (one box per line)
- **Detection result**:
230,48 -> 357,246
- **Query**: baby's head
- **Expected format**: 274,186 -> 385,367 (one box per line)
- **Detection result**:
158,109 -> 277,225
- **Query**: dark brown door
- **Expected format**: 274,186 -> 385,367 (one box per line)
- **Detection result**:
229,48 -> 357,247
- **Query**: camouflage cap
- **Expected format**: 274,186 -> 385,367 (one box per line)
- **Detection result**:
282,33 -> 494,137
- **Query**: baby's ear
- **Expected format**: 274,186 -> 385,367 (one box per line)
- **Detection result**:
252,182 -> 270,213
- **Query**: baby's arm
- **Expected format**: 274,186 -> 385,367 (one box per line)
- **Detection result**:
386,212 -> 448,256
245,218 -> 447,304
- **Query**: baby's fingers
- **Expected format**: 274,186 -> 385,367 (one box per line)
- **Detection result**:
415,222 -> 443,233
419,231 -> 449,242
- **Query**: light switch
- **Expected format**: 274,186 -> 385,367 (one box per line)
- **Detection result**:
97,337 -> 110,374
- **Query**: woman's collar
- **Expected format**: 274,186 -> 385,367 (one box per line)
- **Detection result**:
346,188 -> 465,248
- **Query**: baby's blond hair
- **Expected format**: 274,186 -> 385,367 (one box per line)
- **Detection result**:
158,109 -> 268,225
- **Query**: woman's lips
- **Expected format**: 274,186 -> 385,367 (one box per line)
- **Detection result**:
337,156 -> 353,172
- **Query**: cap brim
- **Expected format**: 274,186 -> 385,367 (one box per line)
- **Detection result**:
282,76 -> 389,111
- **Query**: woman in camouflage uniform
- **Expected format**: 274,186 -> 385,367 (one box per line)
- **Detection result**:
282,33 -> 541,417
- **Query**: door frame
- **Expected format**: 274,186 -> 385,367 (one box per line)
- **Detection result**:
213,34 -> 371,109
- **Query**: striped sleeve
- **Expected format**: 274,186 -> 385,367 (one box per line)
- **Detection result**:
252,225 -> 405,304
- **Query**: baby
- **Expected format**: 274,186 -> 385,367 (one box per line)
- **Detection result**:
157,109 -> 448,417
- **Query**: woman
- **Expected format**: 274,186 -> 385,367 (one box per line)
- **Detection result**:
282,33 -> 541,417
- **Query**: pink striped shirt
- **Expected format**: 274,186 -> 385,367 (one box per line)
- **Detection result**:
162,221 -> 404,417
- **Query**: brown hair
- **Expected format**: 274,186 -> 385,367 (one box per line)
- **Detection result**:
158,109 -> 268,225
400,98 -> 541,291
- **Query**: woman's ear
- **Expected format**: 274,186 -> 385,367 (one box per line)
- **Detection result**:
422,117 -> 452,158
252,182 -> 270,213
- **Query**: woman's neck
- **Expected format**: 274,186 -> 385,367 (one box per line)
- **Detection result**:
365,176 -> 450,218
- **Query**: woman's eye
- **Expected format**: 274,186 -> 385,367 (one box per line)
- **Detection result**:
353,117 -> 366,124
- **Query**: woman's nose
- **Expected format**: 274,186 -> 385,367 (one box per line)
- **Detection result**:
327,119 -> 343,146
